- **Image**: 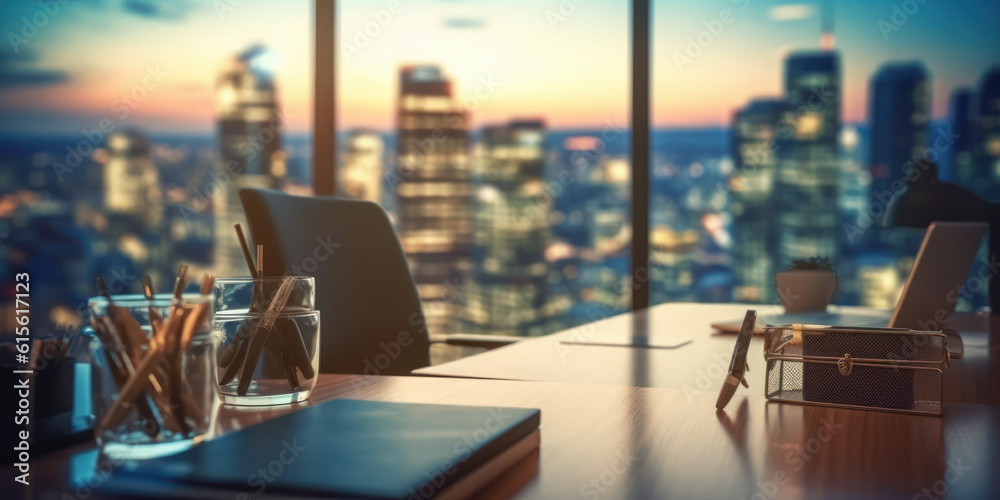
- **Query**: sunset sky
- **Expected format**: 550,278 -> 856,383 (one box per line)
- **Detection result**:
0,0 -> 997,135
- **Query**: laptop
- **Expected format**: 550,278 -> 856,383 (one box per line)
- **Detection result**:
713,222 -> 988,333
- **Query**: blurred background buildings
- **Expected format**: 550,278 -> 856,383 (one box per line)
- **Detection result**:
2,0 -> 999,338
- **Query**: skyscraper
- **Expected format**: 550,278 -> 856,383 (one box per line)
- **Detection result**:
976,66 -> 1000,197
868,63 -> 930,203
395,65 -> 472,335
729,98 -> 787,302
466,119 -> 554,336
103,129 -> 170,285
214,45 -> 286,278
774,50 -> 841,269
340,130 -> 385,203
948,88 -> 976,188
867,62 -> 930,250
104,129 -> 163,228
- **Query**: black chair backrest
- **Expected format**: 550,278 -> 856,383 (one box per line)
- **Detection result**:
239,189 -> 431,375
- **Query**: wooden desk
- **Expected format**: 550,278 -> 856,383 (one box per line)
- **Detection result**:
415,303 -> 1000,405
21,374 -> 1000,499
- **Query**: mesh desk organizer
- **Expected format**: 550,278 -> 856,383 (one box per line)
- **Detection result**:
762,324 -> 951,416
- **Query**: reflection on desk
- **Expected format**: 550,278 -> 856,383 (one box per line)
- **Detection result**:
24,374 -> 1000,500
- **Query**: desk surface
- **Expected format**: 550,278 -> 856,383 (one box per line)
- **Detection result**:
23,374 -> 1000,500
415,303 -> 1000,405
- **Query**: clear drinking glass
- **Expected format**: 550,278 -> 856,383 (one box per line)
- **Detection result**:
87,293 -> 217,459
213,277 -> 320,405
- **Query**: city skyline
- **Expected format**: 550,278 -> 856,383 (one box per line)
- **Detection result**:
3,0 -> 1000,339
2,1 -> 998,134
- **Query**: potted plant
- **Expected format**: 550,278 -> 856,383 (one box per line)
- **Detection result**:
775,257 -> 837,313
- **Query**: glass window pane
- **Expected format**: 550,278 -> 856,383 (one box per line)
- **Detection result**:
0,2 -> 314,337
652,0 -> 999,309
338,0 -> 630,336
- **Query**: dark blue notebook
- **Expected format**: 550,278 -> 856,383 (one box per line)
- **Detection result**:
113,399 -> 540,499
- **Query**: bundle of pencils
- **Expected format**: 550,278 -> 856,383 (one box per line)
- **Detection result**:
92,266 -> 215,439
217,224 -> 315,396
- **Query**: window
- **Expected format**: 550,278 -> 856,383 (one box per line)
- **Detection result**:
651,0 -> 1000,310
7,0 -> 998,342
0,2 -> 314,336
337,0 -> 631,336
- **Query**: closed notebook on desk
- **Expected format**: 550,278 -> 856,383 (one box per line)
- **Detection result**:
113,399 -> 540,499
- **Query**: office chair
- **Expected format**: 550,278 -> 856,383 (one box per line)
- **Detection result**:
239,188 -> 520,375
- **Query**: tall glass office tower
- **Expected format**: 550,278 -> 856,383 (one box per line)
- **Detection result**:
104,130 -> 163,228
395,65 -> 472,335
867,62 -> 930,249
466,119 -> 555,336
214,45 -> 287,278
103,129 -> 169,285
977,66 -> 1000,197
774,50 -> 841,270
730,98 -> 787,302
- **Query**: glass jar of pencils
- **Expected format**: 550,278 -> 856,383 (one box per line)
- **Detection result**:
212,276 -> 320,406
87,293 -> 217,460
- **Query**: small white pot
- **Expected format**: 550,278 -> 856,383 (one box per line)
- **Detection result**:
775,270 -> 837,313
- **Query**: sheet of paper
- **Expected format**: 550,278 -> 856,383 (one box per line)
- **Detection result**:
560,333 -> 692,349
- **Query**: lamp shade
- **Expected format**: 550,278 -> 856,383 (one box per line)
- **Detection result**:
883,161 -> 989,227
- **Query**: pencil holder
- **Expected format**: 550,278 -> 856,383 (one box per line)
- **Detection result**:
213,276 -> 320,406
87,294 -> 217,459
762,324 -> 950,416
